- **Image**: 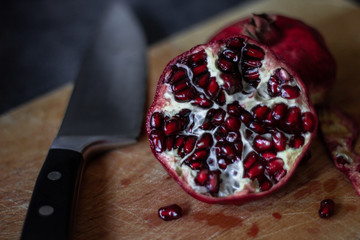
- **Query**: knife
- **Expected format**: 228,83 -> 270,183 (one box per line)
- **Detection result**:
20,2 -> 146,239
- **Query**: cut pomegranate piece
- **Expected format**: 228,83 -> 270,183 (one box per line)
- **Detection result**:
318,106 -> 360,196
147,35 -> 317,204
210,14 -> 337,104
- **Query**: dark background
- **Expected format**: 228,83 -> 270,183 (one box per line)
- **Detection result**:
0,0 -> 246,114
1,0 -> 359,114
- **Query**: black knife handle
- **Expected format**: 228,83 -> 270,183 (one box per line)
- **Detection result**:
21,149 -> 84,240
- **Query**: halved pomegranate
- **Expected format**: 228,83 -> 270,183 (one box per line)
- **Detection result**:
146,35 -> 317,204
210,14 -> 337,104
319,106 -> 360,196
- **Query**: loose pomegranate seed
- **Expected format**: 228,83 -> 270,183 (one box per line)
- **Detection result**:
158,204 -> 183,221
319,199 -> 335,218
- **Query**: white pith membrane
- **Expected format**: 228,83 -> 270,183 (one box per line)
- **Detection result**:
152,40 -> 312,198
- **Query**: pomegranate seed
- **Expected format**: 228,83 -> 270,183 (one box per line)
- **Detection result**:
191,149 -> 209,161
233,141 -> 243,153
253,135 -> 273,152
264,111 -> 275,126
158,204 -> 183,221
190,50 -> 206,65
150,112 -> 163,129
224,116 -> 241,131
174,87 -> 196,102
164,119 -> 181,136
240,111 -> 253,126
187,161 -> 206,170
207,77 -> 220,98
216,91 -> 226,106
289,135 -> 305,149
271,103 -> 288,121
319,199 -> 335,218
274,168 -> 287,182
218,58 -> 234,73
261,151 -> 277,161
195,169 -> 209,186
195,73 -> 210,88
221,143 -> 236,159
246,45 -> 265,60
243,152 -> 258,169
222,74 -> 242,94
260,180 -> 272,191
175,135 -> 185,149
218,158 -> 228,169
184,136 -> 197,154
249,122 -> 266,134
302,112 -> 315,132
168,69 -> 185,84
276,68 -> 291,83
281,85 -> 300,99
248,164 -> 264,179
252,105 -> 270,121
206,172 -> 220,194
226,131 -> 240,143
149,130 -> 165,153
191,94 -> 213,109
244,68 -> 260,80
172,80 -> 190,93
222,49 -> 239,62
212,109 -> 226,125
227,101 -> 242,116
226,37 -> 243,49
192,64 -> 207,76
268,76 -> 280,96
165,136 -> 175,151
244,59 -> 262,68
284,106 -> 301,130
266,159 -> 284,175
196,133 -> 213,149
271,131 -> 288,152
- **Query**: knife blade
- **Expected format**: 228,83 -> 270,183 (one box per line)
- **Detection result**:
21,2 -> 146,239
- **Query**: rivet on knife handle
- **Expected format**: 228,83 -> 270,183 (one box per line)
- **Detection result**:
21,149 -> 84,240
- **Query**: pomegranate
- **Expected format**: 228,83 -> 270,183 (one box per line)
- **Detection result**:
210,14 -> 337,104
318,199 -> 335,218
318,106 -> 360,196
146,35 -> 317,204
158,204 -> 183,221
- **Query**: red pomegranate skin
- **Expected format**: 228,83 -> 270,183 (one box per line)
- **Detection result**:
146,35 -> 318,204
210,14 -> 337,104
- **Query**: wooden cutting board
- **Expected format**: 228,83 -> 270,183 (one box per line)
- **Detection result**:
1,0 -> 360,239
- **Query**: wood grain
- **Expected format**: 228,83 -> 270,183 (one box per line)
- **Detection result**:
1,0 -> 360,239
